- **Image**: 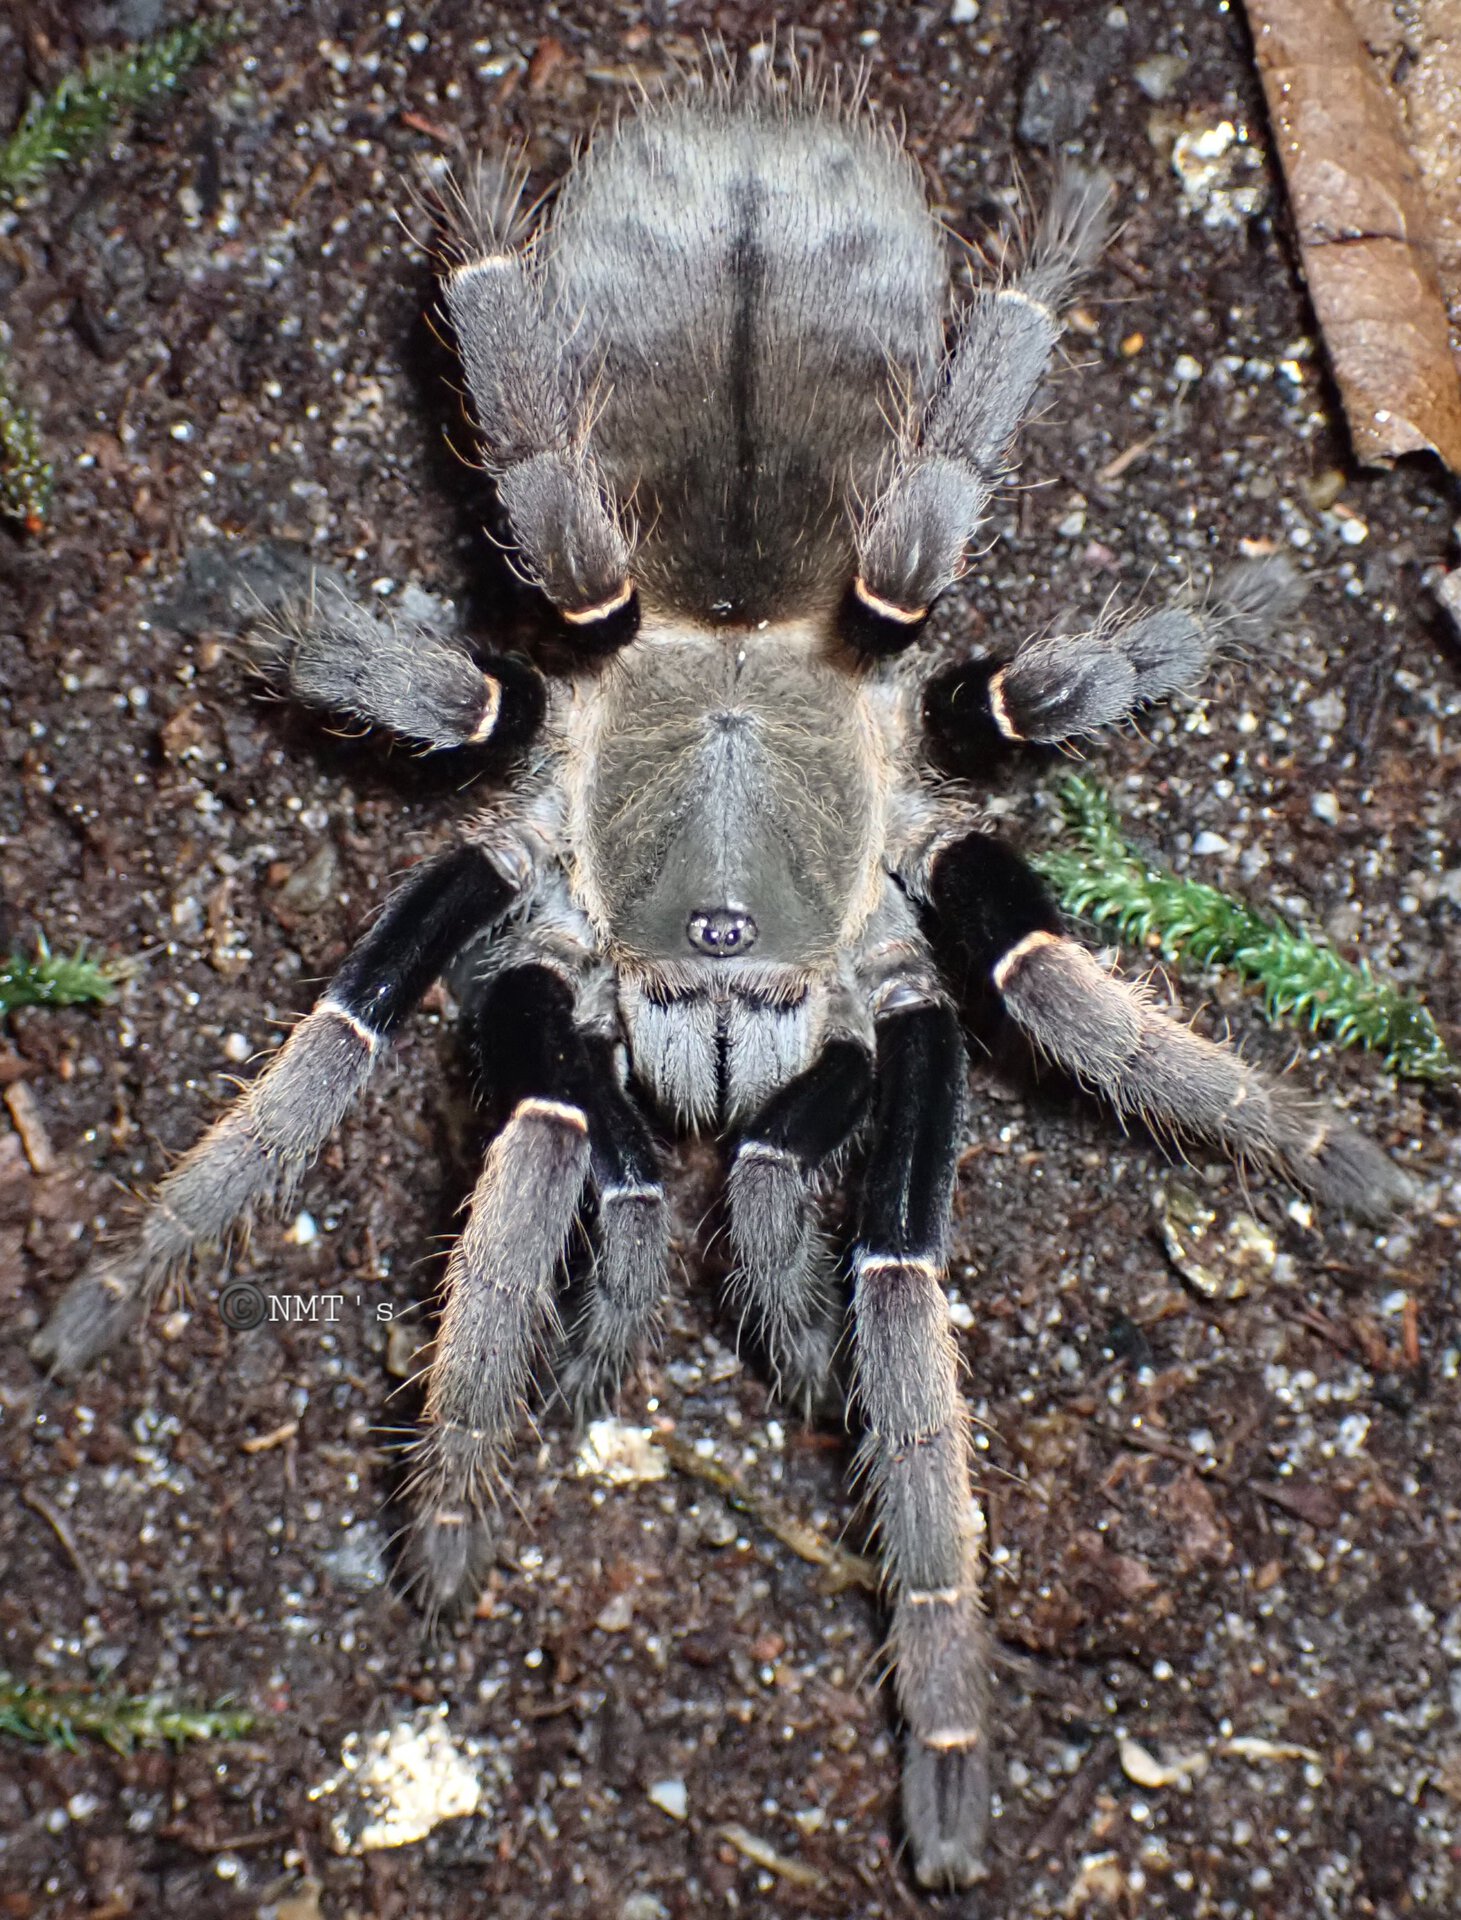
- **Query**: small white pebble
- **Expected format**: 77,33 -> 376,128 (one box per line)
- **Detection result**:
1305,690 -> 1346,731
595,1589 -> 636,1632
647,1778 -> 688,1821
949,0 -> 979,20
1192,830 -> 1230,856
1310,791 -> 1341,826
1173,353 -> 1203,382
288,1210 -> 318,1246
222,1032 -> 251,1063
1339,517 -> 1368,546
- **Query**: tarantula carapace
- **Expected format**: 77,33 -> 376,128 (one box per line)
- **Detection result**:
37,69 -> 1410,1889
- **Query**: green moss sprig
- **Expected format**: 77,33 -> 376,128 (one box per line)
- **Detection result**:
0,15 -> 235,200
1030,775 -> 1455,1084
0,359 -> 53,532
0,1669 -> 253,1753
0,14 -> 238,528
0,942 -> 130,1016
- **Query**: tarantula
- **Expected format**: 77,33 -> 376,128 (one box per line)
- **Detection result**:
36,69 -> 1410,1889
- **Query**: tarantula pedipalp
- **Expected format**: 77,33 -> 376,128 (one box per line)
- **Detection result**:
36,70 -> 1411,1890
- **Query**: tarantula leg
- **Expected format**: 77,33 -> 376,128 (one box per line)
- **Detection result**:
851,998 -> 989,1891
927,557 -> 1305,754
726,1036 -> 871,1409
34,844 -> 520,1377
850,165 -> 1112,648
926,832 -> 1414,1219
469,966 -> 668,1414
405,1090 -> 591,1614
441,251 -> 634,633
254,571 -> 546,752
565,1038 -> 668,1412
406,962 -> 667,1608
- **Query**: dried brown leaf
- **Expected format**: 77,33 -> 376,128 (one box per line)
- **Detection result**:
1245,0 -> 1461,469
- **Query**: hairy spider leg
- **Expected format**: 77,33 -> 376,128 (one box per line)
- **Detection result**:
442,245 -> 636,635
849,998 -> 990,1891
33,845 -> 520,1377
925,555 -> 1306,755
471,963 -> 669,1416
846,165 -> 1112,654
257,570 -> 546,752
406,962 -> 668,1611
925,832 -> 1413,1220
726,1034 -> 873,1409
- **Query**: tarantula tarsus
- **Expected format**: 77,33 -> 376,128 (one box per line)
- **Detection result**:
37,69 -> 1411,1889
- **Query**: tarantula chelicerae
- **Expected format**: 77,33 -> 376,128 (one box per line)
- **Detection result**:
38,69 -> 1411,1889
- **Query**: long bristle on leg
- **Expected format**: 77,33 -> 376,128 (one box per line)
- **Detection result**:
34,843 -> 523,1377
853,998 -> 990,1891
726,1035 -> 871,1410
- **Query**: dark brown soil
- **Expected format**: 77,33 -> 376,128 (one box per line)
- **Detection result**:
2,3 -> 1458,1917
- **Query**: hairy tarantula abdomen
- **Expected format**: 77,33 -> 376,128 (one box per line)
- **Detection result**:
36,64 -> 1414,1894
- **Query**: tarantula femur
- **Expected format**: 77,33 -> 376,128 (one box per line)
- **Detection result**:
36,65 -> 1410,1890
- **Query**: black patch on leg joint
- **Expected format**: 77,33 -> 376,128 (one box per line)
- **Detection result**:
331,844 -> 512,1037
838,576 -> 931,656
922,660 -> 1020,776
554,582 -> 641,655
744,1037 -> 872,1166
465,652 -> 547,756
926,834 -> 1063,993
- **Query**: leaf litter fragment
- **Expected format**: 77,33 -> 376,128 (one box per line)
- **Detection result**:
1243,0 -> 1461,469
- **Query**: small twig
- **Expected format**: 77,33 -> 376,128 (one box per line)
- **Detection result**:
651,1430 -> 878,1593
1094,432 -> 1157,483
240,1420 -> 300,1455
1091,1420 -> 1342,1526
160,1821 -> 293,1854
718,1824 -> 826,1889
21,1489 -> 102,1605
1024,1734 -> 1114,1862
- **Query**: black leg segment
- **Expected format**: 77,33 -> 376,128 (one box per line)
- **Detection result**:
332,844 -> 519,1038
923,831 -> 1062,1000
726,1037 -> 873,1407
859,1002 -> 965,1259
466,964 -> 670,1416
851,998 -> 989,1891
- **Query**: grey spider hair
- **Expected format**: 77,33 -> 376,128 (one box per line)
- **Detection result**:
35,60 -> 1411,1892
